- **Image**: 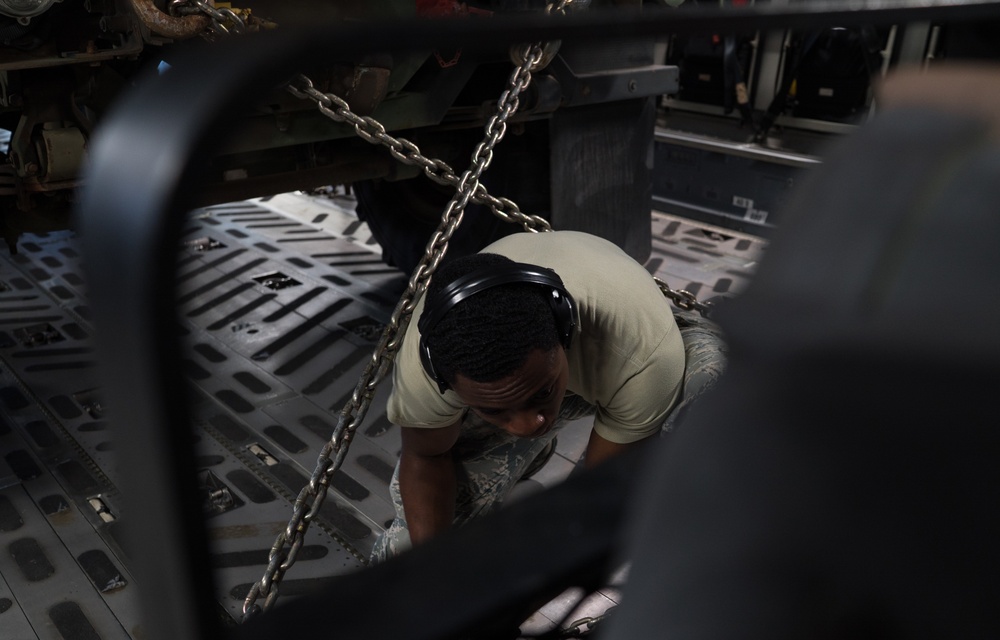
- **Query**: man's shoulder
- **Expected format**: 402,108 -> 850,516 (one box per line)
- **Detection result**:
483,230 -> 628,263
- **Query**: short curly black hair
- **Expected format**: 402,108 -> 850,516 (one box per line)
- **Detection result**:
422,252 -> 562,387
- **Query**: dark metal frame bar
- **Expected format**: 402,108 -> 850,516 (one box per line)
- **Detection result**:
77,2 -> 1000,639
235,446 -> 641,640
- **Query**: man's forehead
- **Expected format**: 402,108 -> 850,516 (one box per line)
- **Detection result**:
453,348 -> 561,406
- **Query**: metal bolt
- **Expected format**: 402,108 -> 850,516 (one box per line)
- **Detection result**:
628,79 -> 638,93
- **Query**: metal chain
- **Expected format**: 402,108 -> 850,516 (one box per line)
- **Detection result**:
285,79 -> 552,233
168,0 -> 246,35
556,609 -> 615,638
282,4 -> 576,235
242,6 -> 573,620
654,276 -> 714,318
522,605 -> 616,639
282,12 -> 711,317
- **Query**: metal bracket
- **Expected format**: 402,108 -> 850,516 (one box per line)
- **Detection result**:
544,55 -> 679,107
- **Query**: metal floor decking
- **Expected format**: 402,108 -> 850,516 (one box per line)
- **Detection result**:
0,192 -> 764,639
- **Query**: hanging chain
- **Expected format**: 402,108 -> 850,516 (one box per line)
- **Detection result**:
240,4 -> 573,620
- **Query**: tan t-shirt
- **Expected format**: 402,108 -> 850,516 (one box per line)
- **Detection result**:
386,230 -> 685,444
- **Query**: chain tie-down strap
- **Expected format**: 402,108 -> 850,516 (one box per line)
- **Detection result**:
167,0 -> 709,619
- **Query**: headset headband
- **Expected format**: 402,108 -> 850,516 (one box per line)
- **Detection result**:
418,261 -> 577,393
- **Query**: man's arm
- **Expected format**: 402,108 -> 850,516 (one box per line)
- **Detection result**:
398,419 -> 462,546
583,428 -> 650,468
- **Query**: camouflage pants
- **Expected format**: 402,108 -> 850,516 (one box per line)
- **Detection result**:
369,310 -> 727,563
662,310 -> 728,433
369,393 -> 595,563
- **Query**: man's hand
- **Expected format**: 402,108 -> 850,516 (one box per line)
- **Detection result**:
398,419 -> 461,546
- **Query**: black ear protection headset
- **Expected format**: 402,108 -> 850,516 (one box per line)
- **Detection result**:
417,262 -> 578,393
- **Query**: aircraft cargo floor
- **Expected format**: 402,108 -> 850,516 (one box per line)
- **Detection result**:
0,192 -> 764,639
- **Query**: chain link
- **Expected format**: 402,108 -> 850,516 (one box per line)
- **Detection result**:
522,605 -> 616,639
654,276 -> 714,318
169,0 -> 247,35
556,607 -> 615,638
